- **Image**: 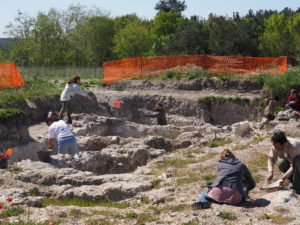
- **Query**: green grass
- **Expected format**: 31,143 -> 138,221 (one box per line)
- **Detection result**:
151,179 -> 163,187
43,198 -> 130,208
176,172 -> 200,185
206,139 -> 232,148
0,78 -> 61,108
156,159 -> 198,169
0,108 -> 23,122
186,70 -> 211,80
85,218 -> 113,225
0,222 -> 59,225
0,207 -> 25,219
218,211 -> 237,220
261,213 -> 295,224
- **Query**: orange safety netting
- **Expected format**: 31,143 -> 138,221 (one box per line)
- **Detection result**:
102,54 -> 287,84
0,63 -> 24,89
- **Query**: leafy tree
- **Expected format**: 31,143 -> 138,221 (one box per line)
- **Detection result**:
5,10 -> 35,40
151,11 -> 184,55
113,21 -> 152,58
84,16 -> 115,64
259,13 -> 300,63
155,0 -> 186,15
164,16 -> 209,54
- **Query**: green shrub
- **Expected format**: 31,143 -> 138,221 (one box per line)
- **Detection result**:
0,108 -> 22,122
186,70 -> 210,80
0,207 -> 25,218
218,211 -> 237,220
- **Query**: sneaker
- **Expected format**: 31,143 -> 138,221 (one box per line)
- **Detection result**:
191,201 -> 211,210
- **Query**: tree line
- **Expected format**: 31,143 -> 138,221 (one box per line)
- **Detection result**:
0,0 -> 300,67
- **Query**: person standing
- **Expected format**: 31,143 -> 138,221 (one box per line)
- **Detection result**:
46,112 -> 78,157
59,76 -> 91,124
267,131 -> 300,194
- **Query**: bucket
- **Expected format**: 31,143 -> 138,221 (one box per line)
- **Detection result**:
36,149 -> 52,163
0,157 -> 8,169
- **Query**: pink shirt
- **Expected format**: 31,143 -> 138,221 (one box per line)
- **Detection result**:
208,186 -> 242,204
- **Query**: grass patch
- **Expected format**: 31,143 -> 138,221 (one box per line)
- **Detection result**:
85,218 -> 113,225
251,135 -> 267,144
261,213 -> 295,224
0,222 -> 58,225
151,179 -> 163,187
156,158 -> 198,169
5,166 -> 23,174
0,108 -> 23,122
197,152 -> 218,162
162,204 -> 190,212
43,198 -> 130,208
246,152 -> 268,174
206,139 -> 232,148
253,174 -> 264,183
176,172 -> 200,185
0,207 -> 25,219
186,70 -> 210,80
218,211 -> 237,220
0,79 -> 61,108
69,209 -> 86,218
90,209 -> 115,216
233,144 -> 249,151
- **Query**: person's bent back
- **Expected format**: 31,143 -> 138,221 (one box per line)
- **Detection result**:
193,149 -> 255,209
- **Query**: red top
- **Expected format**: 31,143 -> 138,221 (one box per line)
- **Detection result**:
287,94 -> 300,111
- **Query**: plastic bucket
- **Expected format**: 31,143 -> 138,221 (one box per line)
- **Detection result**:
0,158 -> 8,169
36,149 -> 52,163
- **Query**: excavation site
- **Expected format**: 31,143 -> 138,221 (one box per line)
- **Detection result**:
1,78 -> 300,225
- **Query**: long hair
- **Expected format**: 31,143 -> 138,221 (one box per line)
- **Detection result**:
68,76 -> 80,84
220,149 -> 235,160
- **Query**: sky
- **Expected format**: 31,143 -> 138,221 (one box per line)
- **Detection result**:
0,0 -> 299,37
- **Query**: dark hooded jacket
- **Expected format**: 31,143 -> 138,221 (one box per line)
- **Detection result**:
211,157 -> 256,198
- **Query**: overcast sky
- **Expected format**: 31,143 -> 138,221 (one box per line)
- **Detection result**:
1,0 -> 299,37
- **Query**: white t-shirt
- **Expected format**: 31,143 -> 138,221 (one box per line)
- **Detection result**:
48,120 -> 74,140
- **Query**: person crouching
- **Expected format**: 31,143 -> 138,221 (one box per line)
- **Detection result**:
46,111 -> 78,157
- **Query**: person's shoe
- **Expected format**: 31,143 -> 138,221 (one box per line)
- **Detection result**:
191,201 -> 211,210
67,119 -> 72,124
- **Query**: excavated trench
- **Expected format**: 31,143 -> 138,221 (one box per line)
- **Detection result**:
0,78 -> 264,201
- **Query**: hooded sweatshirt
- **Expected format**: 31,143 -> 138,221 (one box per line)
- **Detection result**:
211,157 -> 256,195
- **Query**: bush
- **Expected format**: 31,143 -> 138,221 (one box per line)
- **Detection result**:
186,70 -> 210,80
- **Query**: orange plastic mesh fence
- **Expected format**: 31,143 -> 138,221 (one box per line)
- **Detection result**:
102,54 -> 287,84
0,63 -> 24,89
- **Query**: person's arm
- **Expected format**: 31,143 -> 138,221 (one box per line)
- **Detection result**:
73,84 -> 89,98
48,138 -> 56,149
281,164 -> 293,181
144,112 -> 160,118
244,165 -> 256,191
267,149 -> 279,180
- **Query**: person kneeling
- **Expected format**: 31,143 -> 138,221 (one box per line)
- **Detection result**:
192,149 -> 256,209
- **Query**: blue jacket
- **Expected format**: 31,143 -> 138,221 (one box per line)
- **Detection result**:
211,157 -> 256,197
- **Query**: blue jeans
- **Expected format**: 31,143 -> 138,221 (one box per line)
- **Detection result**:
198,191 -> 210,203
57,136 -> 77,156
